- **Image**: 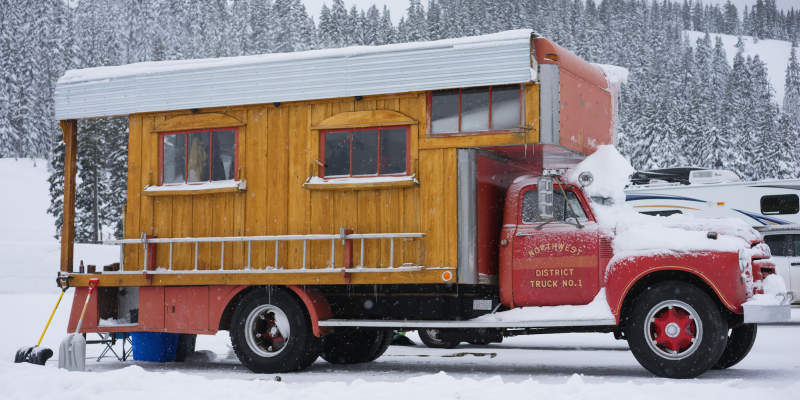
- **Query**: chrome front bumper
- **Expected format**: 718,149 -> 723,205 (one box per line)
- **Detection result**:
743,292 -> 793,323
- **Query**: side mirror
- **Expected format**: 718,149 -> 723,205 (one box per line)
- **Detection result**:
578,171 -> 594,188
538,176 -> 554,220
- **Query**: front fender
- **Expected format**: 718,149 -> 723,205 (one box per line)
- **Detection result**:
605,251 -> 748,320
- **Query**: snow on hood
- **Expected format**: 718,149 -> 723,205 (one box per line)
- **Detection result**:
565,146 -> 759,256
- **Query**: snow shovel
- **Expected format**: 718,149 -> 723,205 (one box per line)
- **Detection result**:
14,278 -> 71,365
58,278 -> 99,371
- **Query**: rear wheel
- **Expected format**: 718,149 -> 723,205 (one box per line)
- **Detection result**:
230,287 -> 320,373
320,328 -> 393,364
418,329 -> 460,349
624,281 -> 727,379
713,324 -> 757,369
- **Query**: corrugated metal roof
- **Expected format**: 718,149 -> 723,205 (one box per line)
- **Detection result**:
55,30 -> 536,120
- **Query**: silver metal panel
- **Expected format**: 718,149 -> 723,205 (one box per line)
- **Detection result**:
743,301 -> 792,324
318,318 -> 617,328
55,30 -> 536,120
538,63 -> 560,145
457,149 -> 478,284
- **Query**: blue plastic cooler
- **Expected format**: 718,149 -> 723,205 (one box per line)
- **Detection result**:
130,332 -> 179,362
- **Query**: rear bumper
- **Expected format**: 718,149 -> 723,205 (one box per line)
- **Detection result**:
742,293 -> 793,323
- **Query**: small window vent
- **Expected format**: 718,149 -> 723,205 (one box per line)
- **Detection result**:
599,237 -> 613,259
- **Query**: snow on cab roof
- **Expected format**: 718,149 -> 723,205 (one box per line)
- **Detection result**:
55,30 -> 537,120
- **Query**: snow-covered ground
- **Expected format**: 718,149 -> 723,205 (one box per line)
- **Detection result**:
1,157 -> 799,398
685,30 -> 793,105
0,159 -> 117,293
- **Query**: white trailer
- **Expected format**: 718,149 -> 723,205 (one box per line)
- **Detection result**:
625,168 -> 800,226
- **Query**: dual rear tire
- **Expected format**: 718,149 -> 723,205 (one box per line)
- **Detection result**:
230,287 -> 321,373
320,328 -> 393,364
230,287 -> 392,373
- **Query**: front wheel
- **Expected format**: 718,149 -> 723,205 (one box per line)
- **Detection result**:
623,281 -> 727,379
714,324 -> 757,369
230,287 -> 320,373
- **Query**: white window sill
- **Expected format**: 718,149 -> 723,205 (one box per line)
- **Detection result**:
303,175 -> 418,191
143,180 -> 246,196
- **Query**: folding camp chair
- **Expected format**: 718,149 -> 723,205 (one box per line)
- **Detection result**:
89,333 -> 132,362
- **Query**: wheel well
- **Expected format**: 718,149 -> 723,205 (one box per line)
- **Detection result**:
218,286 -> 315,331
618,270 -> 738,328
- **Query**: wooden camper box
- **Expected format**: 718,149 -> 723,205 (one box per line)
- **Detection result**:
55,30 -> 617,289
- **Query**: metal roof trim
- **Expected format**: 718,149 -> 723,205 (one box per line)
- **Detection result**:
55,30 -> 537,120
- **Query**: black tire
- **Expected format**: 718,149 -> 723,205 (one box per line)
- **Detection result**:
713,324 -> 757,369
418,329 -> 460,349
174,334 -> 197,362
320,328 -> 393,364
623,281 -> 728,379
230,287 -> 320,373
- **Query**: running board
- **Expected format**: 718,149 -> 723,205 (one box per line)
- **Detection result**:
317,318 -> 617,329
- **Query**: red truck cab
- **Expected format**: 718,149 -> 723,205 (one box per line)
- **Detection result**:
494,172 -> 789,378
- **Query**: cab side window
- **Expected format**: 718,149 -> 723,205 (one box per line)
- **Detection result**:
522,188 -> 588,224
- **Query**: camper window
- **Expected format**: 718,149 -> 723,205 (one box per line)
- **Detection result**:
429,85 -> 522,135
760,194 -> 799,215
764,235 -> 790,257
321,126 -> 408,178
160,128 -> 238,185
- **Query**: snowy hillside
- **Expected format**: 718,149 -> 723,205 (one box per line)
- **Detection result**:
0,158 -> 117,293
685,30 -> 793,105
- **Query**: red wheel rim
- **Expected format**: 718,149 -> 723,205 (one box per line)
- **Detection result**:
644,300 -> 703,360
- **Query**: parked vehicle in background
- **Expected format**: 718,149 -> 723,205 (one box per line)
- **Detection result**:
757,225 -> 800,304
625,168 -> 800,226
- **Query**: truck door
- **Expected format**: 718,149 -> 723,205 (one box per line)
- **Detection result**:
511,185 -> 600,306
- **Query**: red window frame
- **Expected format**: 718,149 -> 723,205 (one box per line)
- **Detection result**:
426,84 -> 525,136
319,125 -> 410,178
158,127 -> 239,186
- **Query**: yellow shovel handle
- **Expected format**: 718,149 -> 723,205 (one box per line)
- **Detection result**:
36,289 -> 66,347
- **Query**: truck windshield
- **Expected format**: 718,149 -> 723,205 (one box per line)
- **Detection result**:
522,188 -> 588,224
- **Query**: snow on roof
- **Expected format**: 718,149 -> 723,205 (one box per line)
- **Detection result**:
55,30 -> 536,120
592,63 -> 629,86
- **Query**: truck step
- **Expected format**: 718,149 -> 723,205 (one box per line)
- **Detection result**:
317,318 -> 617,329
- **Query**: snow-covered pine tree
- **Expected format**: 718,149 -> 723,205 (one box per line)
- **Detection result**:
250,0 -> 274,54
400,0 -> 427,42
703,36 -> 736,170
784,43 -> 800,123
363,5 -> 381,45
102,117 -> 128,239
317,4 -> 335,48
230,0 -> 253,56
376,6 -> 396,45
688,33 -> 715,166
47,131 -> 65,239
328,0 -> 349,47
722,1 -> 739,35
426,1 -> 443,41
749,55 -> 780,179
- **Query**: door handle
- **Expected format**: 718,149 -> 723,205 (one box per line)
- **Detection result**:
791,262 -> 800,266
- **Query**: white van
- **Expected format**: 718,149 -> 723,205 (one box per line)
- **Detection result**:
757,225 -> 800,304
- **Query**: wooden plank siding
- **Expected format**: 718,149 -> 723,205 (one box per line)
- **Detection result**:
117,85 -> 540,285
